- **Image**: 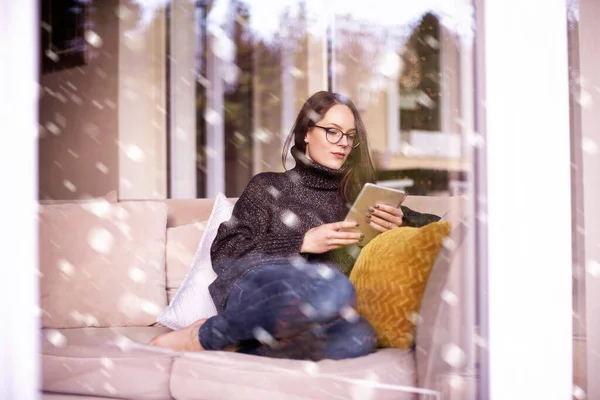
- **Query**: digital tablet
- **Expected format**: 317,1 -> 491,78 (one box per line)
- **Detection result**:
344,183 -> 407,247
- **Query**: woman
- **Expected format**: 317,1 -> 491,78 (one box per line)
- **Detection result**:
150,91 -> 405,360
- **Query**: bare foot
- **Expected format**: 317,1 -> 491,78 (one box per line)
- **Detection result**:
223,344 -> 242,352
149,319 -> 207,352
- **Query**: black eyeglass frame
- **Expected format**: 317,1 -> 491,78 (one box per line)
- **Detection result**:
312,125 -> 361,148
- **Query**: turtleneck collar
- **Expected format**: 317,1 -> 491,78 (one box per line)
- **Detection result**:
288,146 -> 345,190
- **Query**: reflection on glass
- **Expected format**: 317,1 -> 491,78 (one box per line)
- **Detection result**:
331,1 -> 472,195
398,13 -> 441,133
195,0 -> 474,197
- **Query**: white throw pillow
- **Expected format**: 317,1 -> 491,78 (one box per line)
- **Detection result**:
156,193 -> 234,330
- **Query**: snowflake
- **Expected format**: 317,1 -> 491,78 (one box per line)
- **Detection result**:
442,343 -> 465,368
87,227 -> 114,254
281,210 -> 299,228
57,259 -> 75,276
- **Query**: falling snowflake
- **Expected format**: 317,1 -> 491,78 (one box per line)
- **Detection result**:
302,361 -> 319,376
377,52 -> 400,80
288,170 -> 301,185
252,326 -> 276,346
128,267 -> 146,283
141,300 -> 161,316
253,129 -> 273,144
345,244 -> 361,259
289,255 -> 307,269
102,383 -> 117,395
281,210 -> 299,228
578,90 -> 593,108
116,4 -> 134,21
118,293 -> 142,317
55,113 -> 67,128
340,306 -> 360,323
349,370 -> 379,400
46,329 -> 67,347
57,259 -> 75,276
299,302 -> 317,319
573,385 -> 587,399
96,163 -> 109,174
100,357 -> 114,370
46,122 -> 61,135
84,200 -> 112,218
95,68 -> 108,80
289,67 -> 304,78
120,178 -> 133,190
447,374 -> 465,390
45,50 -> 59,62
307,109 -> 320,123
87,227 -> 114,254
121,144 -> 145,162
468,132 -> 484,148
70,311 -> 99,327
442,236 -> 456,251
441,289 -> 458,305
442,343 -> 466,368
582,137 -> 598,155
586,259 -> 600,278
113,334 -> 133,350
63,180 -> 77,193
316,264 -> 334,280
407,311 -> 422,325
84,30 -> 103,48
267,186 -> 280,199
205,109 -> 220,126
176,127 -> 188,141
70,93 -> 83,105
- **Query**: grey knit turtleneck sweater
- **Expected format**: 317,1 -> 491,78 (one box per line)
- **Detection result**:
209,146 -> 357,313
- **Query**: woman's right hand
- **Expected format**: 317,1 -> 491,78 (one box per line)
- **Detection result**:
300,221 -> 363,254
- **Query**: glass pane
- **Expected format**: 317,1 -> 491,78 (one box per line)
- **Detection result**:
196,0 -> 327,197
32,0 -> 483,396
195,0 -> 479,396
332,2 -> 473,197
331,2 -> 478,396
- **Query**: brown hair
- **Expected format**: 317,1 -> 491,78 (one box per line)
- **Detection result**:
282,91 -> 377,203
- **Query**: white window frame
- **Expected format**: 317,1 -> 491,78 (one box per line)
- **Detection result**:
477,0 -> 573,399
0,1 -> 40,399
168,0 -> 198,199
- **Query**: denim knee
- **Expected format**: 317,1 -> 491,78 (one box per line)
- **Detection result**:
323,317 -> 377,360
305,265 -> 357,323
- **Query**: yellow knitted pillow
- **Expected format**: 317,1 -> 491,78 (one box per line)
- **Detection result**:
349,221 -> 451,349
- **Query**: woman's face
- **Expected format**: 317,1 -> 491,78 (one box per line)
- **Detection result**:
304,104 -> 356,170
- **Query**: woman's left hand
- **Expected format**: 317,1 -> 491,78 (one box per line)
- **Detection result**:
365,204 -> 404,232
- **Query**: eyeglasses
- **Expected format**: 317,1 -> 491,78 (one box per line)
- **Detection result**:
312,125 -> 360,148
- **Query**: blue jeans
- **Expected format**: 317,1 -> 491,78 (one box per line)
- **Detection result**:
198,263 -> 377,361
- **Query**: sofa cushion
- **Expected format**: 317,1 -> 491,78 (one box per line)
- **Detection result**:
165,222 -> 206,302
39,201 -> 168,328
164,197 -> 237,228
41,327 -> 173,400
170,348 -> 417,400
39,190 -> 118,205
350,222 -> 452,349
41,393 -> 117,399
157,193 -> 234,330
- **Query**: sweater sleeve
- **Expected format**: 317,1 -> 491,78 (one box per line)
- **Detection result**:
210,174 -> 305,273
